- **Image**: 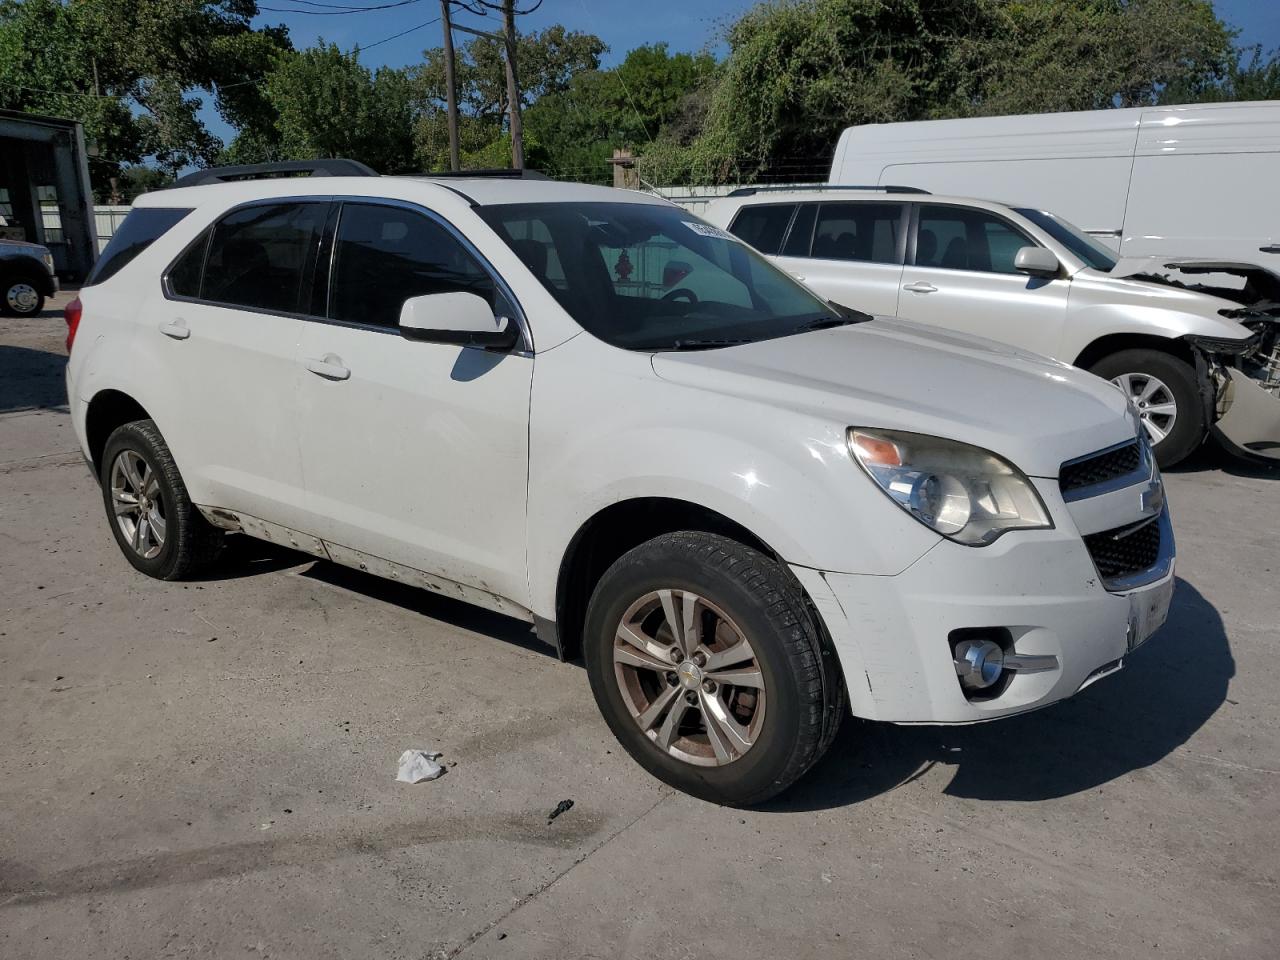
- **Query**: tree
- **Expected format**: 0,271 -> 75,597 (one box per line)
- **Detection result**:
637,0 -> 1237,185
0,0 -> 291,185
264,43 -> 417,174
524,43 -> 715,181
413,24 -> 604,169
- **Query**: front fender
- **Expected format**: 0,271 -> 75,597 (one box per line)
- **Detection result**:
524,336 -> 939,620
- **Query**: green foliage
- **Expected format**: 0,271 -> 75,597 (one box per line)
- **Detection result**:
265,43 -> 417,173
524,43 -> 715,181
0,0 -> 291,186
637,0 -> 1241,184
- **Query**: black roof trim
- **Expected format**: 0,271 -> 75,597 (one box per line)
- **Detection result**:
727,184 -> 929,197
169,159 -> 379,188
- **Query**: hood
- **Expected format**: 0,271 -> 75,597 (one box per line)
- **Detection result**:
0,238 -> 50,257
651,318 -> 1137,478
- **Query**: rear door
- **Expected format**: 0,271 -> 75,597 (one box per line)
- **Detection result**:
293,200 -> 533,606
895,203 -> 1070,359
770,201 -> 906,316
156,200 -> 324,529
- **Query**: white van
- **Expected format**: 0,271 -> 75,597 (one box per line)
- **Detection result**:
829,100 -> 1280,266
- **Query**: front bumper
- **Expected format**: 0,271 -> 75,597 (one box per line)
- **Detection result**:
794,499 -> 1175,725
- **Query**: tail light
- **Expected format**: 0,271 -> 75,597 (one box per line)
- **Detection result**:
64,296 -> 83,353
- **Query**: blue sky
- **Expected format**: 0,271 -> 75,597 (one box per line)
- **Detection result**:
202,0 -> 1280,146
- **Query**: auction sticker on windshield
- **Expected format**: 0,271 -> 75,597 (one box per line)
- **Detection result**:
683,221 -> 736,241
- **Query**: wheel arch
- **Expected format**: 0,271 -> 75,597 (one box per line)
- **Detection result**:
85,389 -> 154,474
1072,332 -> 1195,371
550,496 -> 785,663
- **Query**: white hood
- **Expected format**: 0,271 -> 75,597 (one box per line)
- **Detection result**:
651,318 -> 1138,478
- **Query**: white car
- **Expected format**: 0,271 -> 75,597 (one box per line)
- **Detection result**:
705,187 -> 1280,467
65,164 -> 1174,804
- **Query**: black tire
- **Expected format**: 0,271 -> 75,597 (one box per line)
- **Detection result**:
100,419 -> 223,580
1,273 -> 46,317
583,531 -> 845,806
1089,349 -> 1205,468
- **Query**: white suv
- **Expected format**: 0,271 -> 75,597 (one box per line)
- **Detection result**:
705,187 -> 1280,467
65,164 -> 1174,804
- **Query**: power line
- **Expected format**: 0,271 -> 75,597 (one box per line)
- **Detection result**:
361,15 -> 442,50
257,0 -> 427,15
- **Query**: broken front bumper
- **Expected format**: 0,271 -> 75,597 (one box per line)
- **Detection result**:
1213,366 -> 1280,461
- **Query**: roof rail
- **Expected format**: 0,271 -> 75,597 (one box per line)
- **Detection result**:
169,159 -> 379,189
727,184 -> 929,197
417,168 -> 551,181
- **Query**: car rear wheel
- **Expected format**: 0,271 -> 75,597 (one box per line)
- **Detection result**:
100,419 -> 223,580
1,276 -> 45,316
1089,349 -> 1204,467
583,531 -> 845,805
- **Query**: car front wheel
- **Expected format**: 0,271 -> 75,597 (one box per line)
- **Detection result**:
584,531 -> 845,805
1090,349 -> 1205,467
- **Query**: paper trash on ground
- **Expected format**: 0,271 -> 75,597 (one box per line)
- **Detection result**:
396,748 -> 446,784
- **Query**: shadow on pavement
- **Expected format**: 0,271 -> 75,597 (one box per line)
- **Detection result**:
0,343 -> 68,414
767,577 -> 1232,812
1168,438 -> 1280,480
298,552 -> 553,659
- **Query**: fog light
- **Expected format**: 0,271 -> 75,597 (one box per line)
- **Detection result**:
954,638 -> 1005,690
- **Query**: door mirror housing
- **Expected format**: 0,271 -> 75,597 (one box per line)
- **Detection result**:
1014,246 -> 1060,278
399,291 -> 520,351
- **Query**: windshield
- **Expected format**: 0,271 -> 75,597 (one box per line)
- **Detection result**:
1013,208 -> 1118,272
477,202 -> 845,350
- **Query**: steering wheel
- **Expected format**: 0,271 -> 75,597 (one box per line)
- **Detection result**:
662,287 -> 699,303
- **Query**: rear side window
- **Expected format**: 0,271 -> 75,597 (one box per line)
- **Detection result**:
85,207 -> 192,286
915,205 -> 1032,275
727,204 -> 795,255
200,203 -> 325,313
811,202 -> 904,264
329,203 -> 495,329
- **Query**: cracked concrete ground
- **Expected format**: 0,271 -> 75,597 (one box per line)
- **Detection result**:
2,295 -> 1278,959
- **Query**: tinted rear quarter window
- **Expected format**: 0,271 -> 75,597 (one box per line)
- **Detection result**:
85,207 -> 192,286
727,204 -> 795,255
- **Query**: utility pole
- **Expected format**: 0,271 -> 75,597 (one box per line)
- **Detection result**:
502,0 -> 525,170
440,0 -> 461,171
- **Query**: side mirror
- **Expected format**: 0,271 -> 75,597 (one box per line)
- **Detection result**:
399,291 -> 520,352
1014,246 -> 1060,278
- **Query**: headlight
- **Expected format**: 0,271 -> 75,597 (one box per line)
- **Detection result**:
847,428 -> 1053,546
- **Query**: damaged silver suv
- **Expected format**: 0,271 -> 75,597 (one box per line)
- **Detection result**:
707,189 -> 1280,466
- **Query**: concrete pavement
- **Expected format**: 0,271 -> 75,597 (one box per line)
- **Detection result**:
2,295 -> 1277,959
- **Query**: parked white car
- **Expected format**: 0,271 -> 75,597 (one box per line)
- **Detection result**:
66,164 -> 1174,804
705,187 -> 1280,466
829,99 -> 1280,267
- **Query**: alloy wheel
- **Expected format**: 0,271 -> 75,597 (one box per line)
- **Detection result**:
110,450 -> 166,559
613,588 -> 766,767
1112,372 -> 1178,445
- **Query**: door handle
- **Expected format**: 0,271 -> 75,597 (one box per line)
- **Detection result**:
159,319 -> 190,340
902,281 -> 938,294
306,355 -> 350,381
1259,244 -> 1280,254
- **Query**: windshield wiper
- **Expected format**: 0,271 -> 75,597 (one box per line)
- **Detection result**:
665,338 -> 755,351
791,303 -> 874,334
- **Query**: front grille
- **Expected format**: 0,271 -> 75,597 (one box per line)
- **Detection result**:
1084,517 -> 1162,582
1060,440 -> 1142,497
